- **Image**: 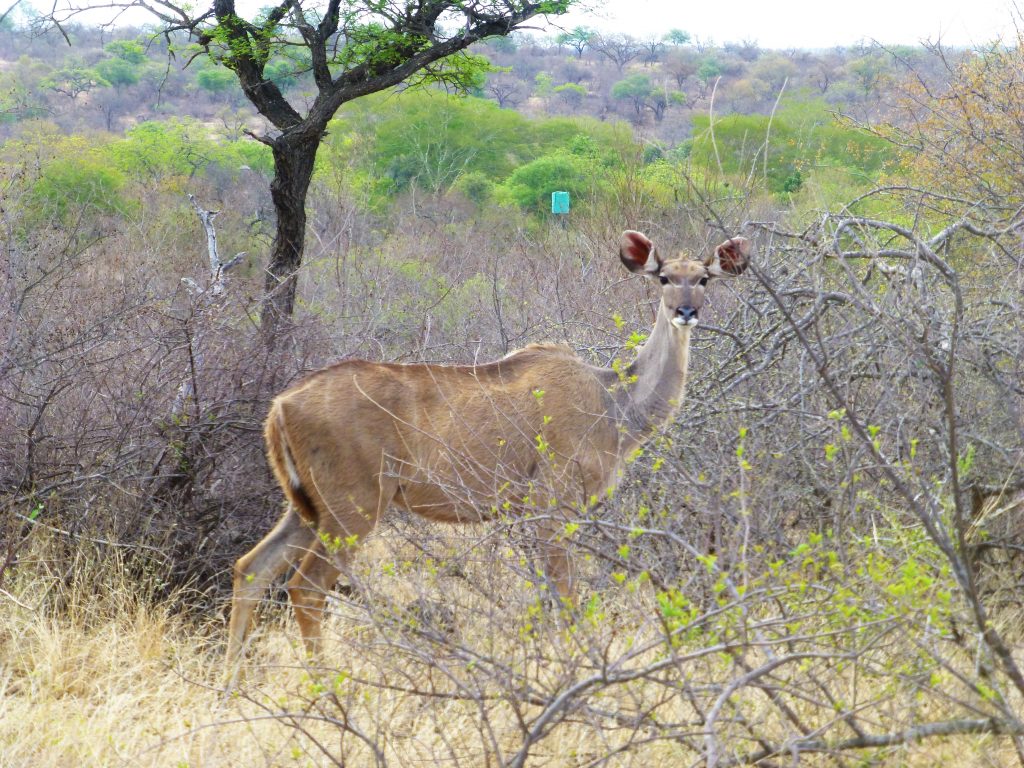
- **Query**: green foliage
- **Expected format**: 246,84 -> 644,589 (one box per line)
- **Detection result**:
611,73 -> 654,103
655,527 -> 958,652
28,152 -> 128,221
642,143 -> 664,163
332,23 -> 430,72
265,55 -> 307,89
554,82 -> 586,107
497,152 -> 596,210
565,132 -> 599,159
556,26 -> 595,57
0,74 -> 47,123
104,40 -> 147,64
664,29 -> 690,46
534,71 -> 554,98
196,66 -> 237,94
109,119 -> 272,182
554,82 -> 586,97
405,51 -> 494,95
781,169 -> 802,193
41,64 -> 108,100
331,92 -> 528,194
848,54 -> 887,94
94,57 -> 140,89
534,117 -> 633,159
612,74 -> 680,121
696,58 -> 722,83
320,91 -> 632,209
330,246 -> 493,340
688,97 -> 892,194
452,170 -> 495,205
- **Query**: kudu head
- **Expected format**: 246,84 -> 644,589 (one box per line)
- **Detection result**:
619,231 -> 752,328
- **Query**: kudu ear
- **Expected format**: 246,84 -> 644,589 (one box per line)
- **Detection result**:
619,230 -> 662,276
704,236 -> 752,277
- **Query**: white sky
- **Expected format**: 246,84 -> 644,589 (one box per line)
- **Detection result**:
540,0 -> 1022,49
16,0 -> 1024,49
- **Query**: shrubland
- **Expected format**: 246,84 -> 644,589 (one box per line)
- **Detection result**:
1,17 -> 1023,767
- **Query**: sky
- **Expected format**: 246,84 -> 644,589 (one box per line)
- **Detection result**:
15,0 -> 1023,49
539,0 -> 1022,49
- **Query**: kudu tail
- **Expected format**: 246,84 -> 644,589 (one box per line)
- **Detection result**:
265,400 -> 320,526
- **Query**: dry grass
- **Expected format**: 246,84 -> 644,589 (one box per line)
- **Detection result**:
1,531 -> 1020,768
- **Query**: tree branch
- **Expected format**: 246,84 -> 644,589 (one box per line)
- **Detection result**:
720,718 -> 1024,766
0,0 -> 20,26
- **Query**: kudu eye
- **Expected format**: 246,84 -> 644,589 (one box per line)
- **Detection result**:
659,275 -> 669,285
698,277 -> 709,286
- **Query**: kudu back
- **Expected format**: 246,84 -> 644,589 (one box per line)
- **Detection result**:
226,230 -> 750,675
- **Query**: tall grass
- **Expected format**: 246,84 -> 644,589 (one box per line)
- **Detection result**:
1,528 -> 1017,767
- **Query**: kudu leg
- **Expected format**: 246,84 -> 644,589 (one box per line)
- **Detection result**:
286,544 -> 345,660
537,517 -> 576,605
283,473 -> 395,660
226,506 -> 316,678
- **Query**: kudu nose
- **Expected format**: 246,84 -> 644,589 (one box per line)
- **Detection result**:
676,306 -> 698,323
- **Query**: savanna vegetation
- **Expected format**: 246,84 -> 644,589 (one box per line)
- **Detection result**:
1,2 -> 1023,765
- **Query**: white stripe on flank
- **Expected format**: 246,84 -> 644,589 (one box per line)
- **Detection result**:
283,446 -> 302,489
278,413 -> 302,489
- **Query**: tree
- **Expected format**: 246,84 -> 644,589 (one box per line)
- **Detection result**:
555,25 -> 594,58
42,63 -> 108,101
0,0 -> 21,29
813,52 -> 843,94
695,57 -> 722,99
264,56 -> 306,90
533,71 -> 554,99
485,72 -> 523,108
498,151 -> 593,209
664,48 -> 697,89
890,36 -> 1024,222
848,53 -> 888,97
42,0 -> 576,341
592,33 -> 642,72
687,99 -> 891,193
749,53 -> 796,98
93,41 -> 149,92
638,35 -> 665,66
723,38 -> 760,62
663,28 -> 690,46
611,73 -> 680,122
611,73 -> 653,116
0,55 -> 49,122
195,65 -> 237,96
553,81 -> 585,108
93,56 -> 139,90
103,39 -> 147,64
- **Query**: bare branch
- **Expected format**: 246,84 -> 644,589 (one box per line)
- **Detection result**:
721,718 -> 1024,766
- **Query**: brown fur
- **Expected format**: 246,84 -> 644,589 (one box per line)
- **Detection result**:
269,348 -> 620,528
224,232 -> 751,680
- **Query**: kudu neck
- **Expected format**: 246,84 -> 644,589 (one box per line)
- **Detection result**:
617,301 -> 693,445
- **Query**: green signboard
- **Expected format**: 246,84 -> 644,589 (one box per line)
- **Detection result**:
551,191 -> 570,215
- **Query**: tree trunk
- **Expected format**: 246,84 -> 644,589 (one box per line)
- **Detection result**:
260,131 -> 318,343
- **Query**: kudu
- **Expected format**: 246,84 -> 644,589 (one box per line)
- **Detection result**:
226,230 -> 751,674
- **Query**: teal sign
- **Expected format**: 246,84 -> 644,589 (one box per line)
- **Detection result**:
551,191 -> 570,215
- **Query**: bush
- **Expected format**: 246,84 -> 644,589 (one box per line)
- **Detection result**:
28,155 -> 127,221
497,152 -> 595,211
196,66 -> 237,95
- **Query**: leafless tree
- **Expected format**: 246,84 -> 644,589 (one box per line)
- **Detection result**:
592,33 -> 643,72
484,73 -> 522,109
638,35 -> 665,66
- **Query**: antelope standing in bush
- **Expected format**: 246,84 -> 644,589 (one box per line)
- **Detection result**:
226,231 -> 750,673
